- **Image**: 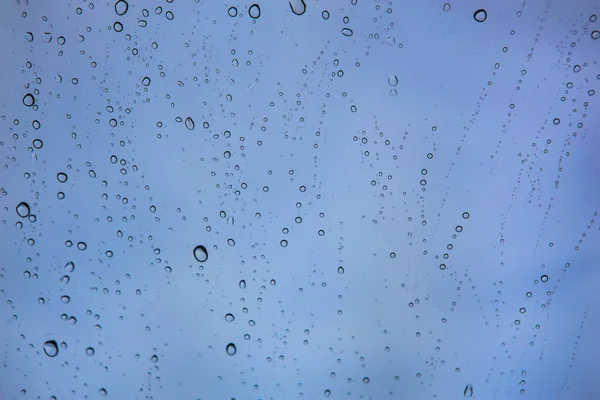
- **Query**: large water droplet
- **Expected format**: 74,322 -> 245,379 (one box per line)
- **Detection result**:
388,75 -> 398,87
193,245 -> 208,262
22,93 -> 35,107
16,202 -> 31,218
342,28 -> 354,37
114,0 -> 128,16
185,117 -> 195,130
225,313 -> 235,322
474,9 -> 487,22
43,340 -> 59,358
289,0 -> 306,16
226,343 -> 237,355
249,4 -> 261,19
464,384 -> 473,397
239,279 -> 246,289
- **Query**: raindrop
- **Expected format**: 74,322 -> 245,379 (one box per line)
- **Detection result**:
77,242 -> 87,251
322,10 -> 330,20
443,3 -> 451,11
193,245 -> 208,262
338,266 -> 345,274
388,75 -> 398,87
464,384 -> 473,397
151,355 -> 159,363
228,7 -> 238,17
462,212 -> 470,219
473,9 -> 487,22
541,275 -> 548,282
591,31 -> 600,40
225,313 -> 235,322
99,388 -> 107,397
185,117 -> 195,130
33,139 -> 43,149
113,21 -> 123,32
22,93 -> 35,107
280,239 -> 288,247
249,4 -> 261,19
43,340 -> 59,358
289,0 -> 306,16
239,280 -> 246,289
226,343 -> 237,355
142,76 -> 151,86
16,202 -> 31,218
553,118 -> 560,125
114,0 -> 128,16
342,28 -> 353,37
86,347 -> 95,356
61,295 -> 70,304
57,172 -> 68,183
363,377 -> 370,384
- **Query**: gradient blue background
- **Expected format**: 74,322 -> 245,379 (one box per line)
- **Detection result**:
1,0 -> 599,399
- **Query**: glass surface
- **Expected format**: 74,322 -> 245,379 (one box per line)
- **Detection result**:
1,1 -> 599,399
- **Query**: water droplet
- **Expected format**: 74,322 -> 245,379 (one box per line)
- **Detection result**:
22,93 -> 35,107
33,139 -> 43,149
86,347 -> 95,356
99,388 -> 107,397
228,6 -> 238,17
43,340 -> 59,358
541,275 -> 548,282
225,313 -> 235,322
25,32 -> 33,42
322,10 -> 330,20
249,4 -> 261,19
289,0 -> 306,16
239,280 -> 246,289
113,21 -> 123,32
16,202 -> 30,218
193,245 -> 208,262
226,343 -> 237,355
462,212 -> 470,219
592,31 -> 600,40
342,28 -> 353,37
114,0 -> 128,16
473,9 -> 487,22
185,117 -> 195,130
388,75 -> 398,87
280,239 -> 288,247
443,3 -> 451,11
338,266 -> 345,274
61,295 -> 70,304
57,172 -> 68,183
363,377 -> 370,384
464,383 -> 473,397
151,355 -> 159,363
64,261 -> 75,273
142,76 -> 151,86
324,389 -> 331,397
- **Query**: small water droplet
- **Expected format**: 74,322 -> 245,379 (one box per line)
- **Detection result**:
228,6 -> 238,17
225,313 -> 235,322
86,347 -> 95,356
541,275 -> 548,282
239,280 -> 246,289
443,3 -> 451,11
388,75 -> 398,87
